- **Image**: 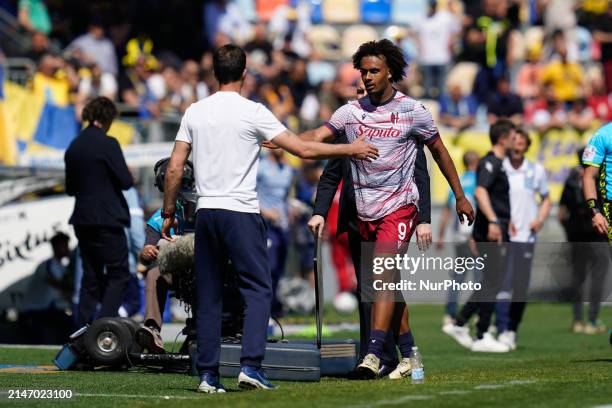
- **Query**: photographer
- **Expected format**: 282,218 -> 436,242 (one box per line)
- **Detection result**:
135,158 -> 194,353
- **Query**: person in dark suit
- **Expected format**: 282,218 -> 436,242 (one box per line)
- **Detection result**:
64,96 -> 133,327
309,132 -> 432,376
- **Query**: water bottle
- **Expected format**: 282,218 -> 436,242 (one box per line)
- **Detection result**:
410,346 -> 424,384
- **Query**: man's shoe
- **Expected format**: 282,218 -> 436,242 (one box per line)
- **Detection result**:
238,366 -> 276,390
470,333 -> 510,353
198,373 -> 226,394
442,314 -> 454,327
498,330 -> 517,351
584,321 -> 607,335
442,323 -> 473,349
378,362 -> 398,378
136,325 -> 165,354
350,354 -> 380,380
388,357 -> 412,380
572,320 -> 585,333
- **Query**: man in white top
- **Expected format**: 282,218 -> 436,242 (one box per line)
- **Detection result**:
413,0 -> 460,97
496,128 -> 551,350
66,20 -> 118,76
160,44 -> 378,393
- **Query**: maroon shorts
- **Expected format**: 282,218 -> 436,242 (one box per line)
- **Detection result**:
358,204 -> 418,254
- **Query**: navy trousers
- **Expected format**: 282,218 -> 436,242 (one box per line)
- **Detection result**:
194,209 -> 272,375
74,226 -> 130,327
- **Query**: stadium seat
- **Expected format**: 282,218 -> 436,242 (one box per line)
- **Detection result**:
234,0 -> 257,22
391,0 -> 427,25
445,62 -> 479,95
360,0 -> 391,24
322,0 -> 359,23
307,24 -> 341,60
524,26 -> 544,52
256,0 -> 289,21
308,0 -> 324,23
341,24 -> 378,58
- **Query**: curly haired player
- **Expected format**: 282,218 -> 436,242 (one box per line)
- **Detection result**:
299,39 -> 474,379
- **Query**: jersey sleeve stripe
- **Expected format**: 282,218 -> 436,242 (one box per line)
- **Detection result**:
424,132 -> 441,145
324,122 -> 339,135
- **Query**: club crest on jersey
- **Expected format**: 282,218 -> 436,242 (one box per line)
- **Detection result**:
390,112 -> 399,124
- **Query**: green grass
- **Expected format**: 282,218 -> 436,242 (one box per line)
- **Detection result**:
0,304 -> 611,408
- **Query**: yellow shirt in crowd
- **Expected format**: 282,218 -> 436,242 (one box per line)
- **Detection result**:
540,61 -> 584,102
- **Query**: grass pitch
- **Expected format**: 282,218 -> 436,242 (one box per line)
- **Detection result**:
0,304 -> 610,408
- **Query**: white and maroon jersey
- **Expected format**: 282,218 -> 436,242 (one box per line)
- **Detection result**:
325,90 -> 439,221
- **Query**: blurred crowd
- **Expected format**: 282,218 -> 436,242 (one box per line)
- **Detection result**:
3,0 -> 612,322
4,0 -> 611,134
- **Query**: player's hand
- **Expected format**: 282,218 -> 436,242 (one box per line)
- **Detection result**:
262,140 -> 279,149
592,212 -> 609,236
161,216 -> 178,241
262,208 -> 281,226
416,223 -> 432,252
529,219 -> 543,234
487,222 -> 502,242
308,215 -> 326,239
456,196 -> 474,226
350,136 -> 379,161
141,245 -> 159,263
509,221 -> 517,236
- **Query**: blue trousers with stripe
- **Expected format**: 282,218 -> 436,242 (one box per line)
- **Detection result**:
194,209 -> 272,375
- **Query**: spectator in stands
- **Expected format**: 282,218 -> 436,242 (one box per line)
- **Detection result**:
487,76 -> 524,126
18,0 -> 51,35
439,83 -> 478,132
470,0 -> 514,104
516,44 -> 544,99
160,66 -> 188,114
588,75 -> 612,122
203,0 -> 250,47
24,31 -> 50,64
593,5 -> 612,94
578,0 -> 609,28
180,60 -> 209,103
76,63 -> 118,108
568,98 -> 595,134
244,21 -> 275,68
532,97 -> 567,134
284,58 -> 311,109
544,28 -> 578,63
258,81 -> 296,126
33,54 -> 79,106
119,56 -> 161,118
268,3 -> 312,58
66,20 -> 118,76
413,0 -> 461,98
541,42 -> 585,103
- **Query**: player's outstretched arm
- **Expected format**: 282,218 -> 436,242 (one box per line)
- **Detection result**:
271,130 -> 378,161
298,125 -> 336,143
264,125 -> 336,149
427,137 -> 474,225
